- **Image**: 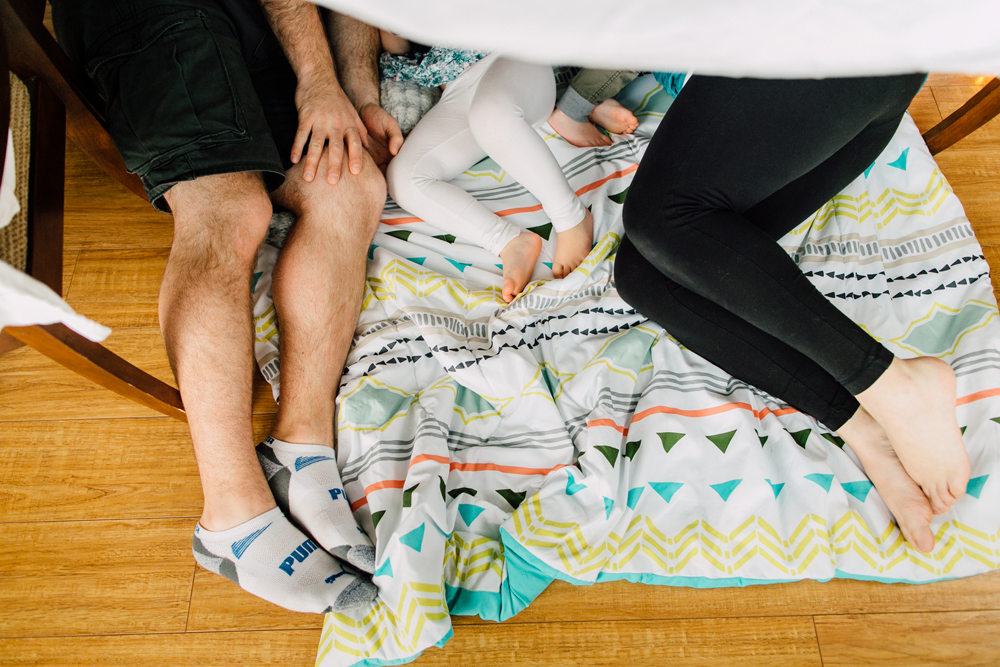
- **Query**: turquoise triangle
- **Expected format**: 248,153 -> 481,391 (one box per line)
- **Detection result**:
650,482 -> 683,503
966,474 -> 989,499
863,162 -> 875,178
626,486 -> 644,509
407,257 -> 426,265
368,244 -> 377,260
887,147 -> 909,170
458,504 -> 485,526
399,523 -> 425,552
565,471 -> 586,495
710,479 -> 742,501
250,272 -> 262,292
603,496 -> 614,518
495,263 -> 503,269
842,480 -> 873,502
445,258 -> 471,272
543,262 -> 553,269
805,473 -> 834,493
373,558 -> 393,578
765,478 -> 784,499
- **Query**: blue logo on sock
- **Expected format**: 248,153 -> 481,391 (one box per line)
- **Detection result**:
324,571 -> 345,584
279,538 -> 318,576
329,488 -> 345,501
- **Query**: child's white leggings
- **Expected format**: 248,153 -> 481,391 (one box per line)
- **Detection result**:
386,54 -> 587,257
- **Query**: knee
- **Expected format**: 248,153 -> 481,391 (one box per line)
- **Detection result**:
385,151 -> 433,212
168,173 -> 272,271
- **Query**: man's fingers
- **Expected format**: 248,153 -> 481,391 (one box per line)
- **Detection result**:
385,117 -> 404,156
291,125 -> 311,165
326,138 -> 344,185
345,128 -> 365,177
303,133 -> 327,182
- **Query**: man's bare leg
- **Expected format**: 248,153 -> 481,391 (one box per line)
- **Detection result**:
259,147 -> 385,571
160,172 -> 276,531
163,171 -> 376,611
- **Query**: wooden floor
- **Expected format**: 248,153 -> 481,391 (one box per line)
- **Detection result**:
2,74 -> 1000,666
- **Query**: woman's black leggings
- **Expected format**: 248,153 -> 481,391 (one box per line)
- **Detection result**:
615,74 -> 926,431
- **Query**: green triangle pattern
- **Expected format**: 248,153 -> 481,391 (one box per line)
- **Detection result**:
650,482 -> 683,503
756,431 -> 768,447
594,445 -> 619,467
658,432 -> 685,453
991,417 -> 1000,424
496,489 -> 527,510
387,230 -> 411,241
842,480 -> 873,502
960,426 -> 967,435
434,234 -> 456,243
371,510 -> 386,529
608,187 -> 629,205
789,429 -> 812,449
805,473 -> 834,492
402,483 -> 418,508
448,487 -> 478,499
624,440 -> 642,460
626,486 -> 644,509
821,433 -> 845,448
399,524 -> 425,552
458,504 -> 485,526
707,429 -> 737,453
966,474 -> 989,499
710,479 -> 742,501
527,222 -> 553,240
439,476 -> 446,501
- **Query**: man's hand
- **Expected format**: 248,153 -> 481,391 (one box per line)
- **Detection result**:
292,76 -> 370,185
358,103 -> 403,174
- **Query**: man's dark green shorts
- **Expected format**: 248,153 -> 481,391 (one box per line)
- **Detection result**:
52,0 -> 299,212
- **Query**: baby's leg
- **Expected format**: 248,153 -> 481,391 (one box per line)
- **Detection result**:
468,57 -> 593,279
385,89 -> 540,301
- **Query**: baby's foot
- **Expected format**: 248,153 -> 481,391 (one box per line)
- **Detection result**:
498,231 -> 543,303
192,507 -> 377,613
589,99 -> 638,135
257,438 -> 375,573
548,108 -> 612,148
857,357 -> 970,515
552,208 -> 594,279
838,407 -> 935,552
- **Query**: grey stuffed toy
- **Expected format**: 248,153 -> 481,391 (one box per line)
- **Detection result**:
380,78 -> 441,136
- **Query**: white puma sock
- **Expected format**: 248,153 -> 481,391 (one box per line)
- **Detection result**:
191,508 -> 376,614
256,437 -> 375,573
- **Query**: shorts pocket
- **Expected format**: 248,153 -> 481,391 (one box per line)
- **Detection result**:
88,9 -> 250,177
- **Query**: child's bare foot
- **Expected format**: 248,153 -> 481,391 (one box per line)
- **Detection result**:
857,357 -> 970,515
838,407 -> 935,552
498,231 -> 543,303
589,99 -> 638,135
552,209 -> 594,279
548,108 -> 612,148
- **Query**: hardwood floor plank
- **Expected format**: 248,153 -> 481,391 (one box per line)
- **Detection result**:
931,85 -> 1000,147
933,146 -> 1000,223
0,629 -> 322,667
63,141 -> 173,252
62,251 -> 78,300
186,568 -> 324,632
0,414 -> 277,523
65,249 -> 169,329
0,328 -> 278,421
814,610 -> 1000,666
0,519 -> 195,637
908,86 -> 943,134
453,571 -> 1000,626
924,74 -> 993,88
418,616 -> 821,666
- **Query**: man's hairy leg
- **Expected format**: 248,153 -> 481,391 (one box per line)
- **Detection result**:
161,172 -> 275,532
260,147 -> 385,571
163,172 -> 376,610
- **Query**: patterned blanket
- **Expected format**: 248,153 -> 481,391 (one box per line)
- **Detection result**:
251,76 -> 1000,666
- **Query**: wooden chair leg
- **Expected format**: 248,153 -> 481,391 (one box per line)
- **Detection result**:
923,77 -> 1000,155
3,323 -> 186,421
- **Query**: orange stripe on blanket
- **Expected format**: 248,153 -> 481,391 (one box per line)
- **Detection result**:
350,479 -> 406,511
496,203 -> 544,217
588,402 -> 801,436
450,461 -> 571,475
409,453 -> 450,467
380,216 -> 423,225
956,387 -> 1000,406
575,164 -> 639,196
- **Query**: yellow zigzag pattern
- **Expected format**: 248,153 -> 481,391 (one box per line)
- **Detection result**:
444,532 -> 505,584
254,303 -> 277,344
316,582 -> 448,665
791,168 -> 954,236
510,495 -> 999,579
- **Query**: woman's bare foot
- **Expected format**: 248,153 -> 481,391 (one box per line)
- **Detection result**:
552,209 -> 594,279
838,407 -> 935,552
589,99 -> 638,135
857,357 -> 970,515
548,108 -> 612,148
498,232 -> 543,303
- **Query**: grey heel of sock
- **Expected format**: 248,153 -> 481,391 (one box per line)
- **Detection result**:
329,577 -> 378,612
192,532 -> 240,584
347,545 -> 376,574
